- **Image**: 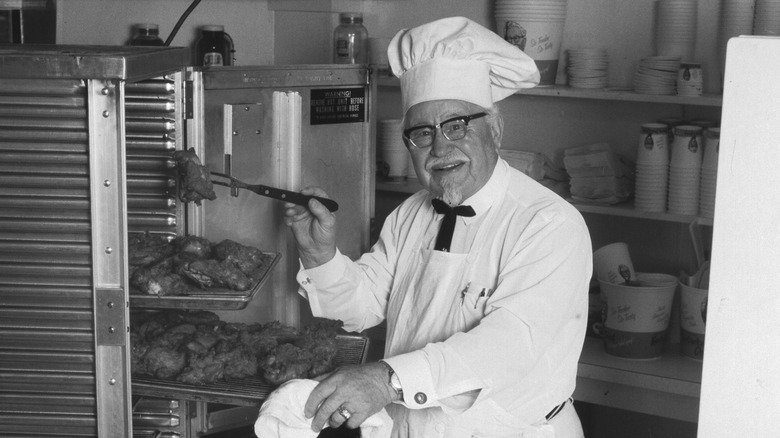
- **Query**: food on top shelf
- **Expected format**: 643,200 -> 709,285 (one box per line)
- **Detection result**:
130,309 -> 343,386
173,147 -> 216,205
129,233 -> 275,295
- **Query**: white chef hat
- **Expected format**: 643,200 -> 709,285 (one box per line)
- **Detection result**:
387,16 -> 540,114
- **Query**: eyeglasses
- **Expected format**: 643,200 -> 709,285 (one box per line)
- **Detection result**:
403,112 -> 488,148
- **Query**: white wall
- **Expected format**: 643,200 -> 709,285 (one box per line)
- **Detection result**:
56,0 -> 275,66
56,0 -> 723,93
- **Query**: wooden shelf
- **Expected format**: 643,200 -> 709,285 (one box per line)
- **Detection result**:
576,337 -> 702,422
377,77 -> 722,107
376,179 -> 713,225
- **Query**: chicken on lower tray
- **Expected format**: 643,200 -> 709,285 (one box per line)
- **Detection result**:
129,233 -> 275,296
130,309 -> 343,386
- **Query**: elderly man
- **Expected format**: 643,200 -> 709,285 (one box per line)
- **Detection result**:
283,16 -> 592,438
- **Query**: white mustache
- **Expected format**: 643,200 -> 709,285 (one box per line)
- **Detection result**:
426,153 -> 467,171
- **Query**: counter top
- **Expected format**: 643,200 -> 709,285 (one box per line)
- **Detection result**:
575,337 -> 702,422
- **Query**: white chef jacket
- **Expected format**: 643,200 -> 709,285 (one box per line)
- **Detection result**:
297,159 -> 592,437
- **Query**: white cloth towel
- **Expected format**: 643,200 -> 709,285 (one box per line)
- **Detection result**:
254,379 -> 393,438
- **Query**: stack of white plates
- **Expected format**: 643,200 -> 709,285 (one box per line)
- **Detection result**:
667,125 -> 703,216
699,128 -> 720,218
377,119 -> 408,181
655,0 -> 698,60
633,56 -> 681,95
566,48 -> 608,89
719,0 -> 756,77
754,0 -> 780,35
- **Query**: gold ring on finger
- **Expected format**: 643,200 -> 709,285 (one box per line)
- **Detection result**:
336,405 -> 352,420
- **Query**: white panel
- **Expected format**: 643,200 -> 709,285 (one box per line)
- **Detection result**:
698,36 -> 780,437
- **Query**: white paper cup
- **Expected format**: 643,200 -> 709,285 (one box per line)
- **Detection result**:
702,127 -> 720,170
679,280 -> 708,360
670,125 -> 703,168
596,273 -> 678,359
637,123 -> 671,165
593,242 -> 636,284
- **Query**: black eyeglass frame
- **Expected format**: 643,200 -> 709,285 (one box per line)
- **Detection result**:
403,112 -> 488,148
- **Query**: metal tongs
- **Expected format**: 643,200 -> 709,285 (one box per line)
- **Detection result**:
210,172 -> 339,212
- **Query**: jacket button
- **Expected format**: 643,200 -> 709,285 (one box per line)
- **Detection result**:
414,392 -> 427,404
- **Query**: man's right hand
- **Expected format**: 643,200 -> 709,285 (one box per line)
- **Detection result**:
283,185 -> 337,268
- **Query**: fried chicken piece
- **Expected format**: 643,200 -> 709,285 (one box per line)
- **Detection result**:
173,148 -> 216,205
215,340 -> 258,379
261,343 -> 315,386
177,351 -> 225,385
213,239 -> 270,276
143,345 -> 188,379
128,232 -> 175,268
173,235 -> 212,259
130,257 -> 190,296
177,258 -> 251,290
295,319 -> 342,377
239,321 -> 300,358
130,332 -> 150,375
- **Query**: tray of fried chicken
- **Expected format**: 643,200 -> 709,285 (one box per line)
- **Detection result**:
131,309 -> 369,406
128,232 -> 280,310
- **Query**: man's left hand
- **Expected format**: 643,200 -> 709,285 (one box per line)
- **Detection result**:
305,362 -> 396,431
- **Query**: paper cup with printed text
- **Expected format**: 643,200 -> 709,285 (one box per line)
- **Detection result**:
593,242 -> 637,284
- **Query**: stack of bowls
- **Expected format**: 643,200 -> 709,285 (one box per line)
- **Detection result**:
699,128 -> 720,218
494,0 -> 568,85
377,119 -> 407,182
634,123 -> 671,213
655,0 -> 698,61
566,48 -> 609,89
668,125 -> 703,215
633,56 -> 681,95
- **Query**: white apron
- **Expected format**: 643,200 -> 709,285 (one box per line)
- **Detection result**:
382,184 -> 560,438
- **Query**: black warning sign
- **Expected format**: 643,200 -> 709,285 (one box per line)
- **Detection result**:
310,87 -> 366,125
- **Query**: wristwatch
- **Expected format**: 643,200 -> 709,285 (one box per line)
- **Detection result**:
380,361 -> 403,400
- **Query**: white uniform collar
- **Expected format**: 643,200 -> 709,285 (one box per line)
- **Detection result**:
460,158 -> 509,223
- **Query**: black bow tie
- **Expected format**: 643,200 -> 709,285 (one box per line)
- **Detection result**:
431,198 -> 475,252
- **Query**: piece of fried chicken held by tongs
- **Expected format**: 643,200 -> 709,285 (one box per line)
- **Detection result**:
173,147 -> 216,205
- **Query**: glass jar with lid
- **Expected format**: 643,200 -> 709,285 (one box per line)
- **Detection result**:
333,12 -> 368,64
195,25 -> 235,66
129,23 -> 164,46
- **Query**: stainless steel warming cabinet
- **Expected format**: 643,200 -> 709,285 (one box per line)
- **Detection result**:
0,44 -> 190,437
0,45 -> 375,437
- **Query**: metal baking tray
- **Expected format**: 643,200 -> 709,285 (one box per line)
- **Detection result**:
131,335 -> 369,406
129,251 -> 281,310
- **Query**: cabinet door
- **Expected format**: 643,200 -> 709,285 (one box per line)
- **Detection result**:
698,36 -> 780,436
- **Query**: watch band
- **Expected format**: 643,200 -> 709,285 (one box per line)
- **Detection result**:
380,361 -> 403,400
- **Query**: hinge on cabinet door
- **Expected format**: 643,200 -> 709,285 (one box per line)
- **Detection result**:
95,288 -> 127,346
184,80 -> 194,120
